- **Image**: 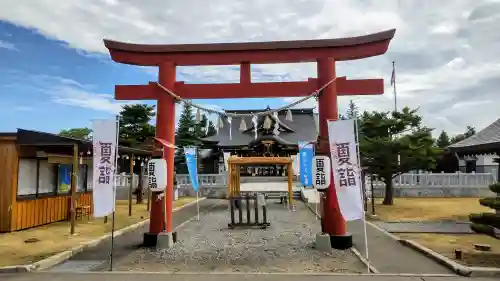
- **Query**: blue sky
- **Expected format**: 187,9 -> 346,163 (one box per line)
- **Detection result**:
1,0 -> 498,136
0,21 -> 294,133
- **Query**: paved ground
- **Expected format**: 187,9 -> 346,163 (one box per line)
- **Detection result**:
1,272 -> 496,281
375,221 -> 473,234
308,203 -> 454,274
109,201 -> 365,273
239,182 -> 301,192
49,199 -> 222,272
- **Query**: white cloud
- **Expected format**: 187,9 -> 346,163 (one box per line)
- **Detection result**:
0,0 -> 498,135
0,39 -> 18,51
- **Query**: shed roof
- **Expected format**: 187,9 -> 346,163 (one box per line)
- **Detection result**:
13,129 -> 152,156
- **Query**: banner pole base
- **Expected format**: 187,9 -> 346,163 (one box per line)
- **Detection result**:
156,232 -> 174,250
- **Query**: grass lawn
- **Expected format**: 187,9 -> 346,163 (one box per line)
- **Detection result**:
399,233 -> 500,268
0,197 -> 196,267
370,198 -> 493,222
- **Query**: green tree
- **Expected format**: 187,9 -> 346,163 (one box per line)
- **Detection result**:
469,182 -> 500,238
119,104 -> 156,147
435,130 -> 451,148
359,107 -> 440,205
450,125 -> 476,144
59,127 -> 92,140
345,100 -> 358,119
174,103 -> 198,172
118,104 -> 156,204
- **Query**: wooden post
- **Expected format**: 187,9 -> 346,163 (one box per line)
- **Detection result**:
287,163 -> 293,208
128,154 -> 134,216
70,143 -> 79,235
235,164 -> 241,196
228,162 -> 232,198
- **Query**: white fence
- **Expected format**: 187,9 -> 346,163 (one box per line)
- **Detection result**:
369,172 -> 496,188
367,172 -> 497,197
176,174 -> 228,187
115,172 -> 496,190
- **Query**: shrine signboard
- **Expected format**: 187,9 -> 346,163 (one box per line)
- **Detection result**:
148,158 -> 167,192
312,155 -> 331,191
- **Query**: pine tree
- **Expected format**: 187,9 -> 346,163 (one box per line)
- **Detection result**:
469,182 -> 500,238
206,120 -> 217,137
346,100 -> 358,119
359,107 -> 440,205
195,114 -> 209,140
435,131 -> 451,148
174,103 -> 198,172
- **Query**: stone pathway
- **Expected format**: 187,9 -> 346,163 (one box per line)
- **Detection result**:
1,272 -> 494,281
240,181 -> 301,192
374,221 -> 474,234
49,199 -> 222,272
109,202 -> 365,273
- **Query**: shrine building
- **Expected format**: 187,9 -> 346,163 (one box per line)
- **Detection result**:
200,107 -> 317,177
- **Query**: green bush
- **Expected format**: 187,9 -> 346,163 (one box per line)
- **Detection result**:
469,182 -> 500,239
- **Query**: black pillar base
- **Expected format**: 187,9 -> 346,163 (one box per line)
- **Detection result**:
142,232 -> 158,247
329,233 -> 353,250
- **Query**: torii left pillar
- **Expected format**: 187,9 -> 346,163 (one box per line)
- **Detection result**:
143,62 -> 176,247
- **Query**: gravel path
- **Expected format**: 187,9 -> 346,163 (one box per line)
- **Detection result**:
112,202 -> 365,273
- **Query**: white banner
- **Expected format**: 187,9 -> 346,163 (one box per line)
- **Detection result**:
223,152 -> 231,171
92,119 -> 118,218
328,119 -> 364,221
291,154 -> 300,176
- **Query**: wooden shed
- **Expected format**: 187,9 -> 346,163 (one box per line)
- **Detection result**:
0,129 -> 151,233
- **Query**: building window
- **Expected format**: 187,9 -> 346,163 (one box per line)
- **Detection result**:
17,159 -> 91,199
77,164 -> 88,193
57,164 -> 72,194
38,160 -> 57,195
17,159 -> 38,196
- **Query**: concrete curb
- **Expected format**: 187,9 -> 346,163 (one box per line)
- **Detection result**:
303,202 -> 380,274
367,218 -> 500,278
0,197 -> 206,273
401,239 -> 500,278
350,247 -> 379,274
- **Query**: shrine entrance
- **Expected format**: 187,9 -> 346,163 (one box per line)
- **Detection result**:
227,156 -> 294,206
103,28 -> 396,249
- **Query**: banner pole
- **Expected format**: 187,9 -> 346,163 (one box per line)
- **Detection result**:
109,115 -> 120,272
196,192 -> 200,221
354,116 -> 370,273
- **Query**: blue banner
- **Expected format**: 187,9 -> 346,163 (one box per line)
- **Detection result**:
298,141 -> 314,187
184,147 -> 199,192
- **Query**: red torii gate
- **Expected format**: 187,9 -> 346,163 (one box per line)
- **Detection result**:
104,29 -> 395,248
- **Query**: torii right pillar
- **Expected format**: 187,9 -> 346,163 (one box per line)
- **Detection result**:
317,57 -> 350,249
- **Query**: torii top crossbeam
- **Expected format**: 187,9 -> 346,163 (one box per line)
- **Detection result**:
104,29 -> 395,100
104,29 -> 395,66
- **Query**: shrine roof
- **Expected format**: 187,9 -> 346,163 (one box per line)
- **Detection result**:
202,108 -> 317,147
449,118 -> 500,155
104,29 -> 395,54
